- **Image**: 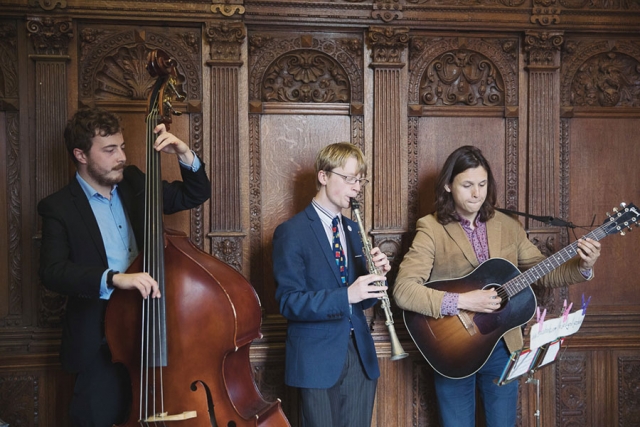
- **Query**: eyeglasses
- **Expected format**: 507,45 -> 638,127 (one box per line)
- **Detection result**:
325,170 -> 369,187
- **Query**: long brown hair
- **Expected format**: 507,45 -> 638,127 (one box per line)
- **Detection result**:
434,145 -> 497,225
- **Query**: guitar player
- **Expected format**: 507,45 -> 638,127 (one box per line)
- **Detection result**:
393,145 -> 601,427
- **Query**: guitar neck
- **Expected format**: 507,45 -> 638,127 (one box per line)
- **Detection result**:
502,225 -> 608,297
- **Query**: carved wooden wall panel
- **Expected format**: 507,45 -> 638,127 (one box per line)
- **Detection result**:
247,30 -> 365,316
1,0 -> 640,425
0,22 -> 21,328
205,21 -> 246,271
559,34 -> 640,320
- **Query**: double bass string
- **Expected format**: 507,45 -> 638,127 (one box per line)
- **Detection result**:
142,105 -> 168,423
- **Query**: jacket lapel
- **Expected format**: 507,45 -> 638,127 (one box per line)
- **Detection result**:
443,220 -> 479,269
486,215 -> 502,261
69,177 -> 109,267
305,204 -> 343,285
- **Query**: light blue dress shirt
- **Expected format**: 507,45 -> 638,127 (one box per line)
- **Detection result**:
77,153 -> 201,299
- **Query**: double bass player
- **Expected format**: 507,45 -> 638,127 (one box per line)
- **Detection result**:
38,107 -> 210,427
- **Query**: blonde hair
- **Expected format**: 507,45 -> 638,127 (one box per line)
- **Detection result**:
314,142 -> 367,189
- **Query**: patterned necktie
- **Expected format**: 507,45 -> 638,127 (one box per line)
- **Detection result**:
331,216 -> 348,285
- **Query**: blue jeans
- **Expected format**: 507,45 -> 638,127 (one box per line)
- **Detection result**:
433,339 -> 518,427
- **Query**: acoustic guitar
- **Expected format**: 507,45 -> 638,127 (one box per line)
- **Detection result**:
403,203 -> 638,379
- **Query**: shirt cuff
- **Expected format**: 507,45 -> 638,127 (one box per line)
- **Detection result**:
178,150 -> 201,172
99,269 -> 115,300
441,292 -> 460,316
579,268 -> 593,280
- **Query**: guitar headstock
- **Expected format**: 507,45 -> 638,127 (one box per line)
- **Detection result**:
604,202 -> 638,236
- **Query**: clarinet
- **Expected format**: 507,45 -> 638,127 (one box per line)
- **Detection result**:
350,198 -> 408,361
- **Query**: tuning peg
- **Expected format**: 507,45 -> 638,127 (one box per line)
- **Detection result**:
606,211 -> 611,217
620,231 -> 626,236
620,202 -> 627,209
613,207 -> 619,213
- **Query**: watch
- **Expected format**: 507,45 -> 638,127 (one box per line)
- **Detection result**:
106,270 -> 119,290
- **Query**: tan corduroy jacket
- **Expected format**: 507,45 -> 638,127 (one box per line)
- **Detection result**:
394,211 -> 590,353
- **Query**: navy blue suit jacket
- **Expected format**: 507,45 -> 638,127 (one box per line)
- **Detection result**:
272,203 -> 380,388
38,164 -> 211,373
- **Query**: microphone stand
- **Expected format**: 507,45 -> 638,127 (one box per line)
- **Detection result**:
496,208 -> 576,229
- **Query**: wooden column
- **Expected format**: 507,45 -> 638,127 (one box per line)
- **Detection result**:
0,23 -> 20,324
524,31 -> 564,227
367,26 -> 409,267
204,22 -> 246,273
27,17 -> 72,211
27,16 -> 73,330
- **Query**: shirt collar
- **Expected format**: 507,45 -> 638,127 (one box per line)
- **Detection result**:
459,216 -> 484,230
76,172 -> 118,200
311,199 -> 342,227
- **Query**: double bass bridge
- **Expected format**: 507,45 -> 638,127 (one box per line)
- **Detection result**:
144,411 -> 197,422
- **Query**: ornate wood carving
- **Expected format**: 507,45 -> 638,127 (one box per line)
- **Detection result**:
210,236 -> 243,272
211,0 -> 246,17
190,113 -> 206,249
505,118 -> 519,211
262,50 -> 351,103
406,0 -> 527,5
0,373 -> 39,427
247,32 -> 364,298
248,33 -> 363,104
28,0 -> 67,11
78,27 -> 201,103
531,0 -> 561,26
418,49 -> 506,107
409,36 -> 519,107
618,356 -> 640,425
407,117 -> 419,232
27,17 -> 73,329
368,27 -> 408,234
372,0 -> 403,22
412,360 -> 439,426
204,21 -> 245,270
0,23 -> 18,102
26,16 -> 72,56
368,26 -> 409,65
561,38 -> 640,109
556,352 -> 588,427
525,31 -> 564,68
525,31 -> 563,225
248,113 -> 263,288
5,113 -> 22,327
0,24 -> 21,326
205,21 -> 245,63
559,0 -> 640,9
571,52 -> 640,107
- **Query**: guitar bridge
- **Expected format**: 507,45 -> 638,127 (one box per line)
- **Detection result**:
457,310 -> 477,336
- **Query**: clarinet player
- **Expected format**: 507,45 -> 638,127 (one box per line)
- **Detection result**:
272,142 -> 391,427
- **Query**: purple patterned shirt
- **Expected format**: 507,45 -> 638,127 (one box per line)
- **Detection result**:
441,218 -> 490,316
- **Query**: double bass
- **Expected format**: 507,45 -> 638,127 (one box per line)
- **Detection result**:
105,49 -> 290,427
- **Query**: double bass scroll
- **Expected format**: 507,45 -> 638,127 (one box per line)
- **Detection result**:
104,48 -> 291,427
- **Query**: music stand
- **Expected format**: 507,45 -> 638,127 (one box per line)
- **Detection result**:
497,307 -> 587,427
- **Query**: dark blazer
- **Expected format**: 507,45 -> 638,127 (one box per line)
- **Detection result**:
272,203 -> 380,389
38,164 -> 211,373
